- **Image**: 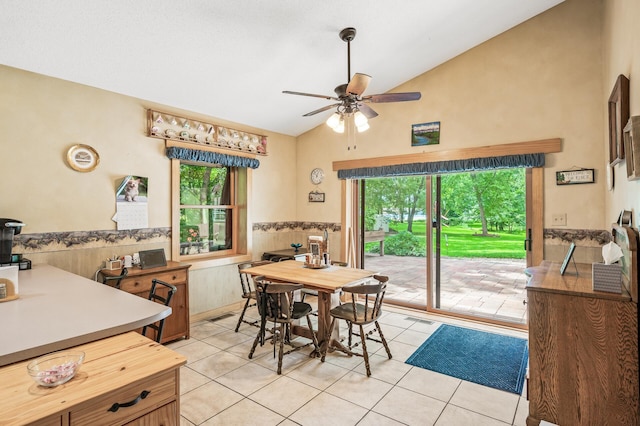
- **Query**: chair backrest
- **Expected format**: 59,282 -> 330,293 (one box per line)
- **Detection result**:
101,267 -> 128,289
142,278 -> 178,343
237,260 -> 272,297
341,275 -> 388,324
331,260 -> 348,267
254,277 -> 302,323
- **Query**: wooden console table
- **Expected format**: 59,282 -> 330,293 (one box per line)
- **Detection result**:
525,260 -> 639,425
101,261 -> 191,344
0,332 -> 186,426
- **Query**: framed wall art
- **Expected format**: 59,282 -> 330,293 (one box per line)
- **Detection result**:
555,168 -> 595,185
411,121 -> 440,146
608,74 -> 630,165
308,191 -> 325,202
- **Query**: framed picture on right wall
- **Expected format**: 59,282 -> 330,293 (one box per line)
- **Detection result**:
608,74 -> 630,165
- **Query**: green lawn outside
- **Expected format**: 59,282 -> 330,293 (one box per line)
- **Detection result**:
382,220 -> 526,259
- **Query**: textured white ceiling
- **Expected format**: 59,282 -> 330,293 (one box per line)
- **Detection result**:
0,0 -> 563,136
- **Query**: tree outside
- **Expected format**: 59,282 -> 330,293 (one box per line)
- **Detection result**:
365,169 -> 526,259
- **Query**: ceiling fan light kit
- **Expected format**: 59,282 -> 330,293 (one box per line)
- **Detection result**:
283,27 -> 421,136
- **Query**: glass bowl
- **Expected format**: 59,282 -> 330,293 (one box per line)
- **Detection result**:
27,351 -> 85,387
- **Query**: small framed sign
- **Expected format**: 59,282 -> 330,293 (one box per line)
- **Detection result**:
560,242 -> 577,275
556,169 -> 595,185
308,191 -> 325,202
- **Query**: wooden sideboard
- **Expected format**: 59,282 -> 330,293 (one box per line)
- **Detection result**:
1,332 -> 186,426
101,261 -> 190,344
525,261 -> 639,425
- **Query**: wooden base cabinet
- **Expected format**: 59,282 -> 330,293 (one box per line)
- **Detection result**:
1,332 -> 186,426
526,262 -> 639,426
102,261 -> 191,343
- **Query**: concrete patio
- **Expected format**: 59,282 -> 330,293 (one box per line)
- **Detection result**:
363,255 -> 528,326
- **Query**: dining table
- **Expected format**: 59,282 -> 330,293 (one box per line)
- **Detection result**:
242,260 -> 377,356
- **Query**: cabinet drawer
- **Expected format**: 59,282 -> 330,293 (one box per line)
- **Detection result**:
120,269 -> 187,294
70,371 -> 177,426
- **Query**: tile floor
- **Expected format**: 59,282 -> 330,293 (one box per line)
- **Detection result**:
168,303 -> 533,426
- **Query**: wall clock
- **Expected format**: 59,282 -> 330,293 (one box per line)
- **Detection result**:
66,144 -> 100,172
310,168 -> 324,185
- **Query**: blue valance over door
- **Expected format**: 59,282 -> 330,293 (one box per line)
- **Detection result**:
337,153 -> 544,179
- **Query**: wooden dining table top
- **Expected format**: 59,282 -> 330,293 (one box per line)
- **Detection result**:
243,260 -> 377,292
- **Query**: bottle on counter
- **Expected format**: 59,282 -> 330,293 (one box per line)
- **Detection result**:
0,283 -> 6,299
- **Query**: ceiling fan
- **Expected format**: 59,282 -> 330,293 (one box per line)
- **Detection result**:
283,27 -> 422,133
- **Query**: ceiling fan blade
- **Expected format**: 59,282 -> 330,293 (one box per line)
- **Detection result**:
362,92 -> 422,103
346,73 -> 372,96
283,90 -> 339,101
357,103 -> 378,119
302,103 -> 341,117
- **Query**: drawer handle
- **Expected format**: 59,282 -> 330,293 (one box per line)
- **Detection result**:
107,390 -> 151,413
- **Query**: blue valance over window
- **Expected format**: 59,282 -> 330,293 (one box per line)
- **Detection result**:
337,153 -> 544,179
166,147 -> 260,169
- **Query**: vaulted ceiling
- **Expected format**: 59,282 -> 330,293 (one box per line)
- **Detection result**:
0,0 -> 563,136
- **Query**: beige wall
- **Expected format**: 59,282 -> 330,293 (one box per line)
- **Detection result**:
297,0 -> 606,234
2,0 -> 634,318
603,0 -> 640,224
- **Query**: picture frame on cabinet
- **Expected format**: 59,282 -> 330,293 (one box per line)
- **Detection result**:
560,242 -> 577,276
608,74 -> 630,166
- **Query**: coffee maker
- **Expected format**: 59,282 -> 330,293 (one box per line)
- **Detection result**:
0,218 -> 29,268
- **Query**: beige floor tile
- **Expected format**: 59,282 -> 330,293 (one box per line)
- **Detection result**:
227,334 -> 273,359
189,351 -> 249,380
323,350 -> 368,370
513,397 -> 530,426
173,340 -> 222,364
190,321 -> 228,340
250,376 -> 321,417
180,381 -> 243,425
392,328 -> 431,346
380,340 -> 420,362
289,392 -> 369,426
373,386 -> 446,426
200,398 -> 284,426
357,411 -> 406,425
436,404 -> 511,425
377,312 -> 418,329
286,356 -> 350,390
325,371 -> 393,409
180,366 -> 212,395
180,415 -> 195,426
253,344 -> 315,374
202,329 -> 254,350
449,381 -> 519,424
352,353 -> 411,385
396,367 -> 461,402
215,362 -> 280,396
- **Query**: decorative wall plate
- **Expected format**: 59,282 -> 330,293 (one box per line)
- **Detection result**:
66,144 -> 99,172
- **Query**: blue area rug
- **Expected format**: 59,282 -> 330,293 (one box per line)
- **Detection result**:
406,324 -> 528,394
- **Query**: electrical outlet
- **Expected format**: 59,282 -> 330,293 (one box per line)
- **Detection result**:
552,213 -> 567,226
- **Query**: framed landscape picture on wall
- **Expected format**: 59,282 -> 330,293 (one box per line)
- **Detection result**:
411,121 -> 440,146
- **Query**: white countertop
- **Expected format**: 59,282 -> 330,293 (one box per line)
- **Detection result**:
0,264 -> 171,366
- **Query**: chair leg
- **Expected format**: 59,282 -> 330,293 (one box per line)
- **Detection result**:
321,316 -> 337,362
359,324 -> 371,377
277,323 -> 285,374
235,297 -> 252,332
305,314 -> 320,354
375,320 -> 392,360
248,329 -> 261,359
348,321 -> 353,348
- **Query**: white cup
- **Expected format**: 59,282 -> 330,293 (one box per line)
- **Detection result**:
124,255 -> 133,268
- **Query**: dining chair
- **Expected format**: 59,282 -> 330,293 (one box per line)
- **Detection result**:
100,267 -> 128,289
235,260 -> 272,332
321,274 -> 392,376
248,277 -> 320,374
141,278 -> 177,343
